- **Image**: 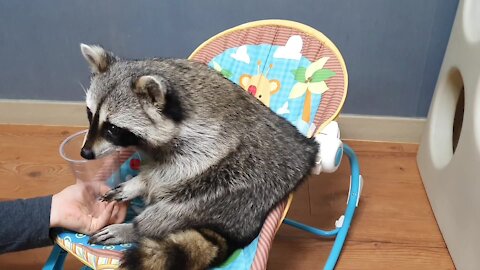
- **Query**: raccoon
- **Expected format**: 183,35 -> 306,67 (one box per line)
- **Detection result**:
79,43 -> 319,270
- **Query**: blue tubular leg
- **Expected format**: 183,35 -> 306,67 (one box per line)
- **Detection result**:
42,244 -> 67,270
324,144 -> 360,269
283,218 -> 340,237
283,143 -> 362,270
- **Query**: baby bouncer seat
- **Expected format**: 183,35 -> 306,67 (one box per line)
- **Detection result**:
44,20 -> 362,270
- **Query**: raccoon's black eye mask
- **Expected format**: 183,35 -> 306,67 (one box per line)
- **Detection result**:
102,121 -> 141,147
86,107 -> 93,123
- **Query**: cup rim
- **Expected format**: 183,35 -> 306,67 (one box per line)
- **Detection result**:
59,129 -> 90,163
60,129 -> 123,164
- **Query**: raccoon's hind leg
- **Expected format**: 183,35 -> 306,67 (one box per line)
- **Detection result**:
102,175 -> 146,202
120,229 -> 229,270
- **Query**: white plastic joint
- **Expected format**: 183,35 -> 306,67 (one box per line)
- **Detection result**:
335,215 -> 345,228
311,121 -> 343,174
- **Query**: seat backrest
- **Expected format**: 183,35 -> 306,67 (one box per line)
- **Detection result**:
189,20 -> 348,137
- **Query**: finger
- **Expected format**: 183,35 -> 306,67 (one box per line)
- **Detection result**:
99,184 -> 113,196
90,201 -> 115,233
110,202 -> 128,224
85,182 -> 112,199
109,203 -> 122,224
83,181 -> 96,195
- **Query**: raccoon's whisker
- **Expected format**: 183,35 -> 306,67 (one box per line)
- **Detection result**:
78,81 -> 88,95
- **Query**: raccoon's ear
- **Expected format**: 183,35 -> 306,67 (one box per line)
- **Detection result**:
80,43 -> 115,74
133,75 -> 167,105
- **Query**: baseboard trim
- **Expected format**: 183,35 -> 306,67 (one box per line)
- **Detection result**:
0,99 -> 425,143
0,99 -> 88,126
337,114 -> 425,143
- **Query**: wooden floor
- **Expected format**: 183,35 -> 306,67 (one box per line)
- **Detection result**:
0,125 -> 455,269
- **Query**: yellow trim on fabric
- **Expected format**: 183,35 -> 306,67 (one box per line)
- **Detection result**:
188,19 -> 348,136
276,194 -> 294,233
55,238 -> 97,269
98,264 -> 122,270
55,237 -> 120,269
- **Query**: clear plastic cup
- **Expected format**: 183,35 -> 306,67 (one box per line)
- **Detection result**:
59,129 -> 121,186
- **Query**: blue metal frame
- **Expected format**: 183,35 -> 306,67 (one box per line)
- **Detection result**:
283,143 -> 361,270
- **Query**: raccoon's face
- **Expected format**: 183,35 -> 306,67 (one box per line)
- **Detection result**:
79,44 -> 183,159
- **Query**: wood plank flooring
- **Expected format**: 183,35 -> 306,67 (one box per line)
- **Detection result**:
0,125 -> 455,269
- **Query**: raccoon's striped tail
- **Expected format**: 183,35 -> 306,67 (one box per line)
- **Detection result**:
119,229 -> 230,270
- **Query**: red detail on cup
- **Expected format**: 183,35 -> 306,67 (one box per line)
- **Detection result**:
130,159 -> 141,170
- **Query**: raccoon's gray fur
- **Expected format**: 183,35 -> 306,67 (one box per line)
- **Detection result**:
79,43 -> 319,270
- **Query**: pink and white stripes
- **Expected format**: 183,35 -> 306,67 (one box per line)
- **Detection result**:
251,200 -> 288,270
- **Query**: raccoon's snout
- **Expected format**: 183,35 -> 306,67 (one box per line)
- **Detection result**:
81,147 -> 95,160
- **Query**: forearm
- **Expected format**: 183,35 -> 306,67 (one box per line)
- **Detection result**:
0,196 -> 53,254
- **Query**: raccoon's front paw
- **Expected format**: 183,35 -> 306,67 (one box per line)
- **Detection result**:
89,223 -> 136,245
101,178 -> 145,202
101,185 -> 127,202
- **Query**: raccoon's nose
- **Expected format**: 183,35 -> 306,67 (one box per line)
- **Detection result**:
80,148 -> 95,160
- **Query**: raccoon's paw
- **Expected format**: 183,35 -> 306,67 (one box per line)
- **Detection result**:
101,184 -> 130,202
89,223 -> 136,245
101,179 -> 144,202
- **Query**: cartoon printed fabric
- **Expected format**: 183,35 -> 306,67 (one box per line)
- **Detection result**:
208,35 -> 336,136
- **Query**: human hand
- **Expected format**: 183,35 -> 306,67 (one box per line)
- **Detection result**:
50,182 -> 127,235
